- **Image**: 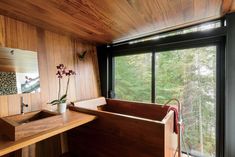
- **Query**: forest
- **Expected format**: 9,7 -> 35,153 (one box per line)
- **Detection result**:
115,46 -> 216,157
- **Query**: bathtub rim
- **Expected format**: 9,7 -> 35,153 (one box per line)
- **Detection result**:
68,105 -> 174,125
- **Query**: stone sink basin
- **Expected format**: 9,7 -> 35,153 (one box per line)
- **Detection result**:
0,110 -> 63,141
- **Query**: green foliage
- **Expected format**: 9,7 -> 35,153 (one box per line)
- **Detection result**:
48,100 -> 60,105
115,46 -> 216,157
48,94 -> 67,105
115,53 -> 151,102
60,94 -> 67,101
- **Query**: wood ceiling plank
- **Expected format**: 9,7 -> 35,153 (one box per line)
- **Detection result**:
0,0 -> 231,43
0,0 -> 111,43
51,0 -> 121,36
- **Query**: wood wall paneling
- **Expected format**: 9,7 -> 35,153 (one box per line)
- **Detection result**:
4,16 -> 37,51
0,14 -> 101,157
0,96 -> 8,117
222,0 -> 233,13
0,15 -> 100,116
230,0 -> 235,11
74,41 -> 101,100
0,15 -> 5,47
0,0 -> 231,43
36,28 -> 50,109
221,0 -> 235,13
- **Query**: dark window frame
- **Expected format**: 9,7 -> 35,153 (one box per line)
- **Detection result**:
106,26 -> 225,157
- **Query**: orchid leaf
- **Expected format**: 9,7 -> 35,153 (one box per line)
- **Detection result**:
60,99 -> 66,103
48,100 -> 60,105
51,102 -> 59,105
60,99 -> 67,103
60,94 -> 67,101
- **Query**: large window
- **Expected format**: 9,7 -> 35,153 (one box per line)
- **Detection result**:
114,46 -> 218,157
115,53 -> 152,102
155,46 -> 216,156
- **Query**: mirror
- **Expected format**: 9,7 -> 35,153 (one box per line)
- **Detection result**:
0,47 -> 40,95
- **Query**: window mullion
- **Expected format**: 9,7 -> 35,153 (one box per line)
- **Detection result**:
151,50 -> 156,103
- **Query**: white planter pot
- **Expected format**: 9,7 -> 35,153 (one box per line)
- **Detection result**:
57,103 -> 67,113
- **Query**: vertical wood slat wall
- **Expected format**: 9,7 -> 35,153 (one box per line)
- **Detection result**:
0,15 -> 101,156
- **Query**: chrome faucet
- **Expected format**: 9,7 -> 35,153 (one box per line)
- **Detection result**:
20,96 -> 28,114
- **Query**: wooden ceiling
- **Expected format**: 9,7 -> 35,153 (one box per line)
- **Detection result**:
0,0 -> 234,44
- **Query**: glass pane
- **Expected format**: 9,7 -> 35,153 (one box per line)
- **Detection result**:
155,46 -> 216,157
115,53 -> 151,102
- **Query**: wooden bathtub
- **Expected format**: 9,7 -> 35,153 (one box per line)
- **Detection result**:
68,98 -> 177,157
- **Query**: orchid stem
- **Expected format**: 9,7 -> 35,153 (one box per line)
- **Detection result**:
65,77 -> 70,96
58,78 -> 61,100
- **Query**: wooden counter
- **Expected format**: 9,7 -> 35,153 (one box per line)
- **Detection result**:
0,110 -> 96,156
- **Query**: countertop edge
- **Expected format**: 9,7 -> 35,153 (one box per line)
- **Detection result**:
0,110 -> 96,156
